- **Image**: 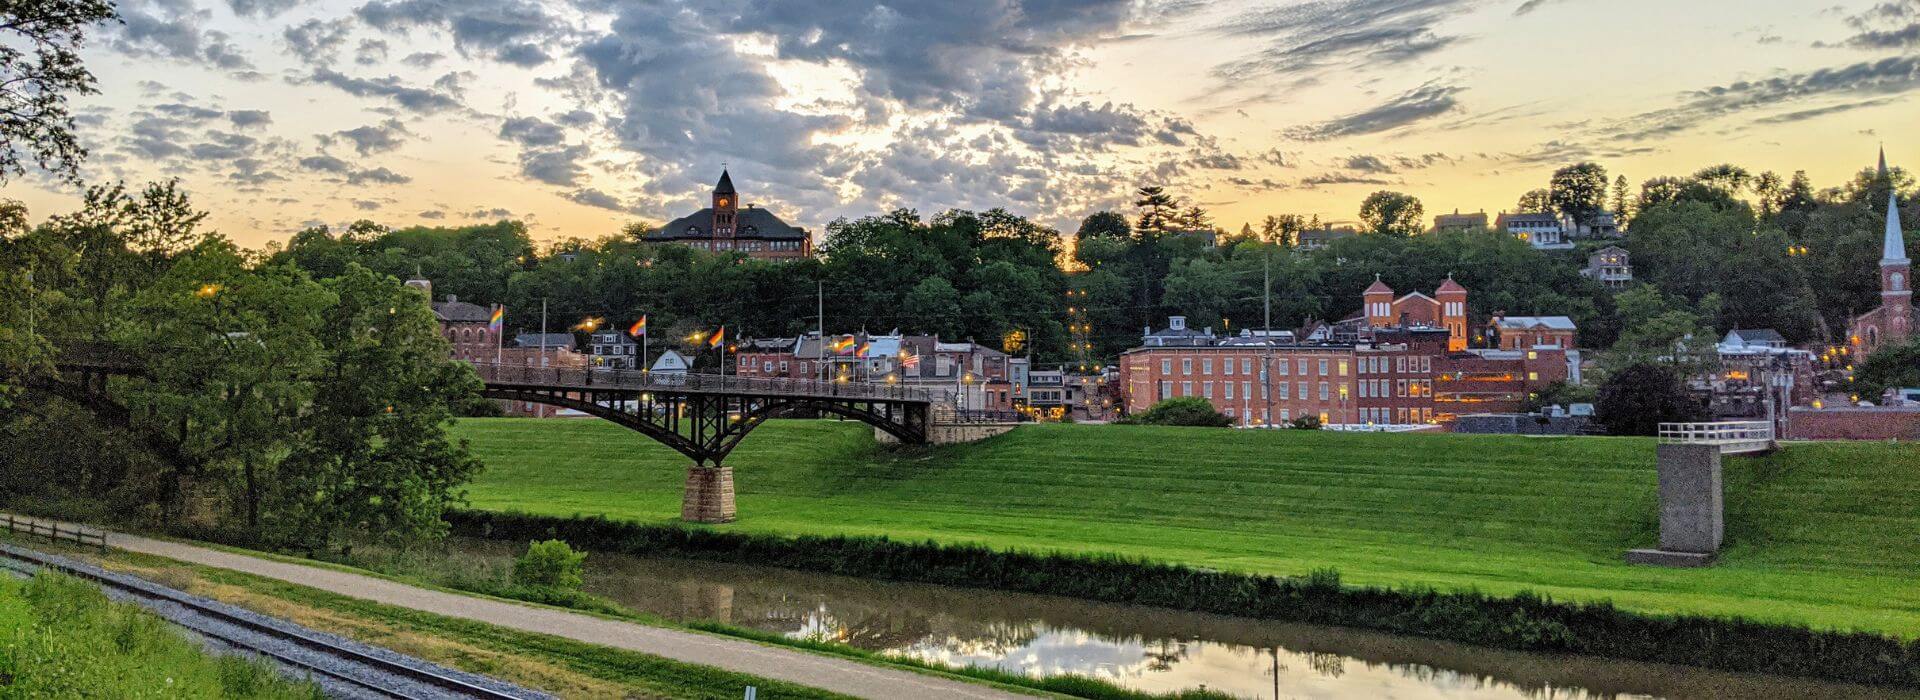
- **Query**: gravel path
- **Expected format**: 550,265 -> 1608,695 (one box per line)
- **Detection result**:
108,532 -> 1035,700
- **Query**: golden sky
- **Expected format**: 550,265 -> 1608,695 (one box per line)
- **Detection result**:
8,0 -> 1917,247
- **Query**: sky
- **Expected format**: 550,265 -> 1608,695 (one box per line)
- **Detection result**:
8,0 -> 1920,248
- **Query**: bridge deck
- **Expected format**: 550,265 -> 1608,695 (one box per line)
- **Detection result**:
467,362 -> 934,404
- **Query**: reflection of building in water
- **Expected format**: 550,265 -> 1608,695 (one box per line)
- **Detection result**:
672,580 -> 734,624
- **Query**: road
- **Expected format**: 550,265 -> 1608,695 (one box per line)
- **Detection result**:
97,531 -> 1034,700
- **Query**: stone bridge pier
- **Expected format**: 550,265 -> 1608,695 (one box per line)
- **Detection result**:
682,465 -> 738,524
1626,421 -> 1776,568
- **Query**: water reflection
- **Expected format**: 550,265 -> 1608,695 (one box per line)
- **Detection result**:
450,539 -> 1913,699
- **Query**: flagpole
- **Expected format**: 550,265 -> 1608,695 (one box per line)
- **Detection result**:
540,299 -> 549,368
642,319 -> 648,373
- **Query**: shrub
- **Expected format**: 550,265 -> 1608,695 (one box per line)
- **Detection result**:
511,539 -> 586,590
1126,397 -> 1232,427
1597,362 -> 1704,435
1290,415 -> 1322,430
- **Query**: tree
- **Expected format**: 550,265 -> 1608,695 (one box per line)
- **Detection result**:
1173,205 -> 1211,231
1134,186 -> 1178,233
1597,362 -> 1704,436
1124,397 -> 1232,427
0,1 -> 118,184
1853,341 -> 1920,403
1075,211 -> 1130,240
1260,214 -> 1308,247
1516,188 -> 1552,214
1610,284 -> 1717,367
1549,163 -> 1609,226
1162,258 -> 1234,326
1693,164 -> 1752,196
1611,175 -> 1631,220
272,264 -> 483,552
902,277 -> 962,337
1358,191 -> 1424,237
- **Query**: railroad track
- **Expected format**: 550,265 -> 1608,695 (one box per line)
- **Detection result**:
0,541 -> 548,700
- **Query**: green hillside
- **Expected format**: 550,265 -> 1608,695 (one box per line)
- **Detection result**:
453,418 -> 1920,637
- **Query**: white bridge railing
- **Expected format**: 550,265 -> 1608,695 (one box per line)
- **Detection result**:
467,361 -> 935,403
1658,421 -> 1775,454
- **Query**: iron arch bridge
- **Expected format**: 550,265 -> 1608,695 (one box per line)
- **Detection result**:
471,363 -> 933,466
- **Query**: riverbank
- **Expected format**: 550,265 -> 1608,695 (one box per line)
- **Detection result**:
455,418 -> 1920,639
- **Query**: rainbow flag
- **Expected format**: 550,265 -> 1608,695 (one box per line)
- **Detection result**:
829,335 -> 856,354
629,315 -> 647,337
709,327 -> 726,349
488,307 -> 504,334
855,340 -> 872,358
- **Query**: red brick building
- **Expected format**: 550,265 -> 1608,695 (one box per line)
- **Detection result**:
1363,275 -> 1469,351
643,170 -> 813,261
1847,149 -> 1912,355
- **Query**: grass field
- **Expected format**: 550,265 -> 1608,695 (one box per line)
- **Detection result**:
0,570 -> 319,698
454,418 -> 1920,638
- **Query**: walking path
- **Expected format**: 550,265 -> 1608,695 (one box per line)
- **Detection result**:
35,520 -> 1030,700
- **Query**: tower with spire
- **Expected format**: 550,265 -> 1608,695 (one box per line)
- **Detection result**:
1850,146 -> 1913,354
640,168 -> 815,260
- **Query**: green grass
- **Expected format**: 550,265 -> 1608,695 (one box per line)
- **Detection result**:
0,571 -> 321,699
454,418 -> 1920,638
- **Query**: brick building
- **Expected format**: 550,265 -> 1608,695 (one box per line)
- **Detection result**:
733,331 -> 1017,412
643,170 -> 813,260
1361,275 -> 1469,351
1488,315 -> 1578,350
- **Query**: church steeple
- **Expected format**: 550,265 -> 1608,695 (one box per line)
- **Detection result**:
1887,182 -> 1910,266
1880,144 -> 1890,180
712,168 -> 738,238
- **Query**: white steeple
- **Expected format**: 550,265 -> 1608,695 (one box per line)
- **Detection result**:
1887,187 -> 1909,265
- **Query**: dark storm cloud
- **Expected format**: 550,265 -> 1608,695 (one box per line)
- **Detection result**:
1213,0 -> 1474,82
1608,55 -> 1920,140
1286,83 -> 1464,140
307,68 -> 463,113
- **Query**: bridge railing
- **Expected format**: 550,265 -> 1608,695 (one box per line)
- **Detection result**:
467,362 -> 935,403
1658,421 -> 1775,454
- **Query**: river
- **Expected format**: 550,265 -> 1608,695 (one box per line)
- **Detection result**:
449,538 -> 1913,699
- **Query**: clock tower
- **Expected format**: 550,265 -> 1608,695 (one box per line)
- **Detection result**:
711,169 -> 737,240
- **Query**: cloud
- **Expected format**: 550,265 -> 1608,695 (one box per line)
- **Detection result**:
518,145 -> 590,186
353,199 -> 383,210
356,39 -> 391,66
401,52 -> 446,69
298,155 -> 351,173
1608,55 -> 1920,140
1750,97 -> 1899,125
358,0 -> 563,66
568,188 -> 630,212
328,119 -> 412,155
1344,155 -> 1395,173
227,0 -> 298,18
227,110 -> 273,128
418,210 -> 447,219
499,116 -> 566,147
1286,83 -> 1464,140
306,68 -> 463,114
1213,0 -> 1471,83
1825,1 -> 1920,50
282,18 -> 353,67
1512,0 -> 1569,16
1300,172 -> 1392,188
298,155 -> 413,185
468,207 -> 514,220
110,0 -> 255,71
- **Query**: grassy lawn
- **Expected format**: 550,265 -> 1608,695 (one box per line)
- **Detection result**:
0,570 -> 320,698
455,418 -> 1920,638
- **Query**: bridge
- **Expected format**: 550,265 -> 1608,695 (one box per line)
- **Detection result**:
1628,420 -> 1779,568
34,344 -> 969,523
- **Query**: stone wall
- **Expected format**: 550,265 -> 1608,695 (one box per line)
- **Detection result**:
1786,407 -> 1920,441
874,422 -> 1019,445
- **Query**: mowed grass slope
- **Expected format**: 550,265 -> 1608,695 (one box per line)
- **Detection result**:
454,419 -> 1920,637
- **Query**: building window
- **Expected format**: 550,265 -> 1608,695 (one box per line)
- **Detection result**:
1162,358 -> 1172,374
1203,381 -> 1214,399
1242,358 -> 1253,374
1224,359 -> 1234,376
1159,381 -> 1172,399
1182,358 -> 1193,376
1242,381 -> 1251,400
1319,382 -> 1329,400
1397,379 -> 1408,397
1298,382 -> 1308,400
1339,360 -> 1349,377
1224,382 -> 1234,400
1276,381 -> 1287,398
1203,358 -> 1214,375
1529,372 -> 1540,381
1181,381 -> 1193,396
1318,359 -> 1329,376
1297,359 -> 1308,375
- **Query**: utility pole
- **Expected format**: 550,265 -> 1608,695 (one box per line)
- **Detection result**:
539,298 -> 548,368
816,280 -> 826,382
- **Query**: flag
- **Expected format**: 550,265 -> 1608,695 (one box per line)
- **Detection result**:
629,315 -> 647,337
709,326 -> 726,349
830,335 -> 856,354
900,351 -> 920,369
488,307 -> 504,334
855,341 -> 871,358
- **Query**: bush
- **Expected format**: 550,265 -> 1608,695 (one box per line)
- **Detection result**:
511,539 -> 586,590
1290,415 -> 1323,430
1125,397 -> 1232,427
446,509 -> 1920,690
1597,362 -> 1704,436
